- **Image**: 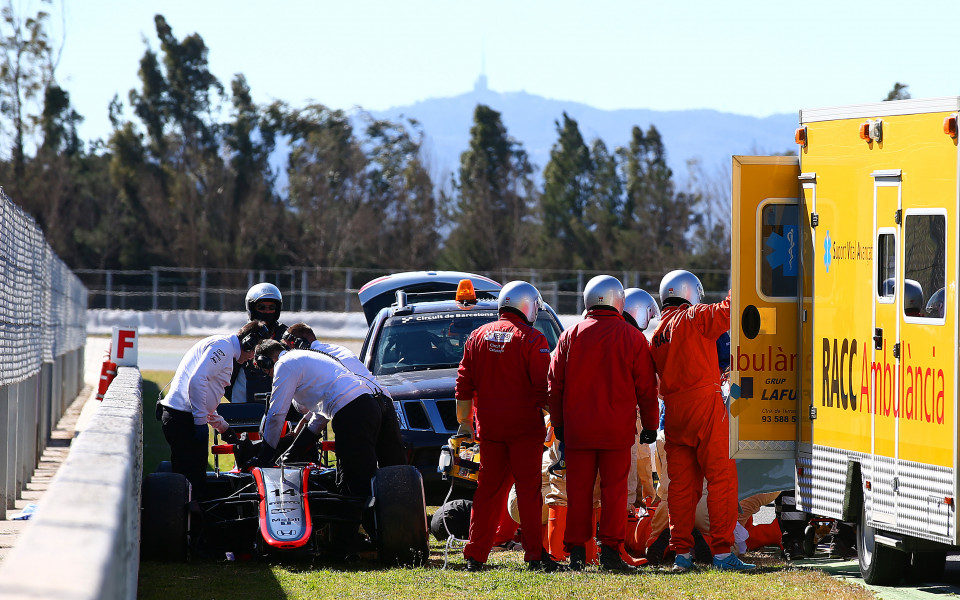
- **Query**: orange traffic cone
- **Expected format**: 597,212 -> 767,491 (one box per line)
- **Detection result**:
96,360 -> 117,401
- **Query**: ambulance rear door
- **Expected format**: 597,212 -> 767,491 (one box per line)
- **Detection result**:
730,155 -> 801,459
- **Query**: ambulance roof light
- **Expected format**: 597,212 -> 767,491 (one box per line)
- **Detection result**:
456,279 -> 477,305
859,119 -> 882,143
795,126 -> 807,148
944,114 -> 958,139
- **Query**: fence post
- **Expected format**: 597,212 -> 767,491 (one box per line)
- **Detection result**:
152,267 -> 159,311
301,270 -> 308,312
105,271 -> 113,310
5,384 -> 18,509
344,269 -> 353,313
200,268 -> 207,311
0,386 -> 8,519
576,270 -> 584,314
288,269 -> 296,313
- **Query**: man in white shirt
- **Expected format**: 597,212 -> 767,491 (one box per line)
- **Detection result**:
250,339 -> 405,497
282,322 -> 376,381
159,321 -> 268,494
278,323 -> 392,462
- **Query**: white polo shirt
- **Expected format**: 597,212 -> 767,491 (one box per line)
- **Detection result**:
161,334 -> 241,425
309,340 -> 386,394
262,349 -> 377,447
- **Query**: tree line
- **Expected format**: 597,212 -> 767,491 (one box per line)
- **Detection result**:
1,8 -> 731,291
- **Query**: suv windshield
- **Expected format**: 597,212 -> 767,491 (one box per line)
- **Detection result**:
372,309 -> 560,375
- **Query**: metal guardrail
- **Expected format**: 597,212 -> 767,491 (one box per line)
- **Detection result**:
0,189 -> 88,520
74,267 -> 730,315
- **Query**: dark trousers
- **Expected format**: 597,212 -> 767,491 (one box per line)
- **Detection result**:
331,393 -> 406,496
160,406 -> 209,497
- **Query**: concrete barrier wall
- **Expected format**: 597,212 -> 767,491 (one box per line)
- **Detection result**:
87,309 -> 587,339
0,366 -> 142,600
0,349 -> 84,521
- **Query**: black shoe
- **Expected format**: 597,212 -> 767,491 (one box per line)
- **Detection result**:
782,541 -> 804,561
645,529 -> 670,565
465,557 -> 485,572
528,550 -> 568,572
828,537 -> 857,559
692,529 -> 713,564
599,544 -> 637,573
569,546 -> 586,571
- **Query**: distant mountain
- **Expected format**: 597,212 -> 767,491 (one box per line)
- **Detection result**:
369,76 -> 798,187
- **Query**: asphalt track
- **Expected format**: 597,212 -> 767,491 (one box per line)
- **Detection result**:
130,335 -> 960,598
794,551 -> 960,599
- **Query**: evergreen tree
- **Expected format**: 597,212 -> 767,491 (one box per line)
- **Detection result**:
0,0 -> 55,182
443,104 -> 535,270
538,112 -> 593,269
884,83 -> 910,101
618,125 -> 694,278
585,138 -> 623,269
280,102 -> 370,268
364,115 -> 439,268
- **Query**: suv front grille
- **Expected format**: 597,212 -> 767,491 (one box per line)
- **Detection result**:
436,399 -> 459,431
402,401 -> 431,430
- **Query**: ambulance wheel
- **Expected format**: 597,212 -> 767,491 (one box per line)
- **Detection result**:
374,465 -> 429,566
802,525 -> 816,557
857,504 -> 905,585
907,551 -> 946,583
141,472 -> 190,561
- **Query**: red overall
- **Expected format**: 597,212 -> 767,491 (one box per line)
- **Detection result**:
649,292 -> 736,556
548,308 -> 659,551
456,312 -> 550,563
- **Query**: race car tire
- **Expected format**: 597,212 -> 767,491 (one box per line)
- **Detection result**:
141,472 -> 190,561
156,461 -> 172,473
373,465 -> 429,566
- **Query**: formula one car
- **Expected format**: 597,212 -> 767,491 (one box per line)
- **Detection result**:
141,402 -> 429,565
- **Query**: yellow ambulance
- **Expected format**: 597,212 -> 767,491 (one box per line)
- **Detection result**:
730,97 -> 958,585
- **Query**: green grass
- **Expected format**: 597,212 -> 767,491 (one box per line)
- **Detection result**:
138,371 -> 871,600
138,543 -> 872,600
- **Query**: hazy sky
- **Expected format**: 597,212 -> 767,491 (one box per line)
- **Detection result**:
42,0 -> 960,142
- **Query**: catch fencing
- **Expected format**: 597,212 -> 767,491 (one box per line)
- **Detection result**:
0,189 -> 88,520
75,266 -> 730,316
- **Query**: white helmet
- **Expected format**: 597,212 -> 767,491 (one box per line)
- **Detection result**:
623,288 -> 660,331
925,287 -> 945,318
583,275 -> 625,314
246,282 -> 283,323
659,270 -> 704,307
882,278 -> 925,316
498,280 -> 543,324
903,279 -> 924,315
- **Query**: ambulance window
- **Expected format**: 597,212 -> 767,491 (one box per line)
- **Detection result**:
876,234 -> 895,299
759,203 -> 798,298
903,214 -> 946,320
